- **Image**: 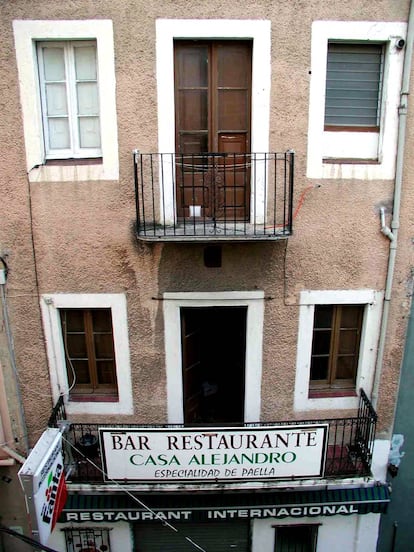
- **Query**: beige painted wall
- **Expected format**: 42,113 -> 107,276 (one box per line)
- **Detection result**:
0,0 -> 413,447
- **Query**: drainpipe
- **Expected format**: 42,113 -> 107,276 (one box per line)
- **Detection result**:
372,1 -> 414,409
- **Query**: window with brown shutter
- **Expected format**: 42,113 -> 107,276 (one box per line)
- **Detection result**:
310,305 -> 363,393
60,308 -> 118,399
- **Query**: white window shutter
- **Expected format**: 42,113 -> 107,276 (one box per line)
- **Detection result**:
78,117 -> 101,148
41,46 -> 70,150
74,45 -> 101,149
42,47 -> 66,80
324,42 -> 384,128
38,41 -> 101,158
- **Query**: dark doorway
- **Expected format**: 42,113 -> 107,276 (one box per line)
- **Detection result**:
180,306 -> 247,424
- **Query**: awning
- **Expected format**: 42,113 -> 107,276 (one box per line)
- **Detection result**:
60,484 -> 390,523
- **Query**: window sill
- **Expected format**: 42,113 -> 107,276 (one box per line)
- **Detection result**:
45,157 -> 103,166
324,125 -> 379,133
69,395 -> 119,403
323,158 -> 380,165
308,389 -> 357,399
28,160 -> 117,182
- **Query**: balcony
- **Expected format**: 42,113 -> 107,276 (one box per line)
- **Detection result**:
133,151 -> 294,242
49,390 -> 377,486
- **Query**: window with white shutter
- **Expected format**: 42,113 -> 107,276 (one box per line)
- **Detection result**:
37,40 -> 101,159
324,42 -> 384,130
306,21 -> 406,179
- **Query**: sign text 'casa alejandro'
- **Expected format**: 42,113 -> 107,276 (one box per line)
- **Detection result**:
99,425 -> 328,482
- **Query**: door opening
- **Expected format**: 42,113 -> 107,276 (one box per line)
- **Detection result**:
180,306 -> 247,424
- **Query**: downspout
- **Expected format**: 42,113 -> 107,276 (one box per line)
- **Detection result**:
372,2 -> 414,409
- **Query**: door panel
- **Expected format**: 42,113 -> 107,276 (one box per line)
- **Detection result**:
216,134 -> 249,219
175,41 -> 251,221
178,90 -> 208,131
217,90 -> 249,130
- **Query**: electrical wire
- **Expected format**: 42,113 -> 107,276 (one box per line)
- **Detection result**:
265,184 -> 318,229
61,311 -> 77,393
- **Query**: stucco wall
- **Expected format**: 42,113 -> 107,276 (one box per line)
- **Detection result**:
0,0 -> 413,443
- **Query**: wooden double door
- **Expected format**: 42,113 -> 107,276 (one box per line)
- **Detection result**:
174,40 -> 252,221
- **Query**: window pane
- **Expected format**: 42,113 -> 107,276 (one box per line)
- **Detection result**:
176,45 -> 208,87
77,82 -> 99,115
63,310 -> 84,331
71,360 -> 91,385
45,83 -> 68,116
94,333 -> 114,358
312,329 -> 331,355
314,305 -> 333,328
338,329 -> 358,353
78,117 -> 101,148
178,90 -> 208,131
310,356 -> 329,381
66,334 -> 87,358
91,309 -> 112,332
96,360 -> 117,385
218,90 -> 248,130
74,45 -> 97,80
340,305 -> 362,327
218,44 -> 250,87
48,118 -> 70,149
336,355 -> 357,381
42,47 -> 65,81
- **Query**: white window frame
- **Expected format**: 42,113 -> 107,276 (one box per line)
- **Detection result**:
41,294 -> 133,415
13,20 -> 119,182
163,291 -> 264,424
294,289 -> 383,412
156,19 -> 271,225
307,21 -> 406,180
37,40 -> 101,160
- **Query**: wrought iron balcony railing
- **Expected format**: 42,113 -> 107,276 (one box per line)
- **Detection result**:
49,390 -> 377,485
133,151 -> 294,241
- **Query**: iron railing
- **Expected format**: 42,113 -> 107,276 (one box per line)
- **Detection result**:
49,389 -> 377,484
133,151 -> 294,241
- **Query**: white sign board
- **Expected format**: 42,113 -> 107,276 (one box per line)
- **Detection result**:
18,428 -> 67,544
100,425 -> 328,482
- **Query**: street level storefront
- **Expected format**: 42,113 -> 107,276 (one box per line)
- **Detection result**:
49,486 -> 390,551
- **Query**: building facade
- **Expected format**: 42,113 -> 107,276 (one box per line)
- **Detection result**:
1,1 -> 414,550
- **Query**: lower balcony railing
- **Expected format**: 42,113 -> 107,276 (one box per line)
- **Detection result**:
133,151 -> 294,241
49,390 -> 377,485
